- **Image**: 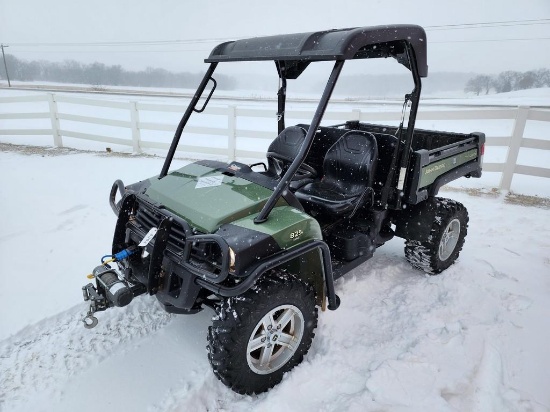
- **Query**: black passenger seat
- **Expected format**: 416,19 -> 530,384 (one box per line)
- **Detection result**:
295,130 -> 378,218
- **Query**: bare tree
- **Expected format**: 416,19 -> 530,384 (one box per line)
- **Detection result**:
0,54 -> 236,90
492,71 -> 522,93
534,68 -> 550,87
517,71 -> 538,90
464,75 -> 491,95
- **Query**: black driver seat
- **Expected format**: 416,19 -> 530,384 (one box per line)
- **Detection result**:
266,126 -> 307,177
295,130 -> 378,217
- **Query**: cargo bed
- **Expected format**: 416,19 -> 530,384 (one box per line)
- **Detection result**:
346,121 -> 485,205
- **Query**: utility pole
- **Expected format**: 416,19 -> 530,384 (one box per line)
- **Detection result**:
1,44 -> 11,87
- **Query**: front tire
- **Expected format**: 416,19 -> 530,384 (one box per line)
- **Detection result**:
207,272 -> 317,394
405,198 -> 468,274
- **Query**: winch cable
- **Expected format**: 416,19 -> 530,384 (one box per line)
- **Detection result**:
101,255 -> 115,264
91,247 -> 138,273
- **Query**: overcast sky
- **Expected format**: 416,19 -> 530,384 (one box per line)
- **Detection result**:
1,0 -> 549,75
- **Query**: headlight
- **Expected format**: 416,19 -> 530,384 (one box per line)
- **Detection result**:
229,247 -> 236,272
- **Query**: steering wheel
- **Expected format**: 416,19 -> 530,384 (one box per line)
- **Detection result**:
269,154 -> 317,181
293,162 -> 318,181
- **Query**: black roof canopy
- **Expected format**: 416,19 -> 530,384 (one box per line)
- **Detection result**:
206,24 -> 428,78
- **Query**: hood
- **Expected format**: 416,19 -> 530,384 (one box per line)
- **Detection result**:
144,162 -> 274,233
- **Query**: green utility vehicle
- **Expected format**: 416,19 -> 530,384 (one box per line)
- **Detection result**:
81,25 -> 485,394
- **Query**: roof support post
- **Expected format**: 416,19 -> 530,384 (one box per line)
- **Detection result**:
159,62 -> 218,178
254,60 -> 345,223
399,43 -> 422,173
277,76 -> 287,135
381,42 -> 422,209
275,61 -> 288,135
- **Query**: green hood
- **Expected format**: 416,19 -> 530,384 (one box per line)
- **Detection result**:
144,162 -> 275,233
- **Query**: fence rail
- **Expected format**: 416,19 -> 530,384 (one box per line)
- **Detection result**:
1,92 -> 549,191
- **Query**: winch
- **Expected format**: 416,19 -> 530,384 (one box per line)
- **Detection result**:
81,247 -> 144,328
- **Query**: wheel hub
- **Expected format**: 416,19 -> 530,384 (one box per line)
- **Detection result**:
438,218 -> 461,261
246,304 -> 304,375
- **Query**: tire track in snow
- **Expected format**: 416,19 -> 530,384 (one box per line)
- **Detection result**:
0,296 -> 173,411
212,249 -> 530,412
1,201 -> 547,412
191,253 -> 468,412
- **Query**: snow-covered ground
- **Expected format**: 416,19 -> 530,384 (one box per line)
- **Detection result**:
1,87 -> 550,411
0,148 -> 549,412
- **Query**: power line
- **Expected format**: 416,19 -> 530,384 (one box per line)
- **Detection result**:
13,48 -> 210,53
4,18 -> 550,48
431,36 -> 550,44
12,36 -> 550,55
6,38 -> 230,47
427,21 -> 550,31
424,18 -> 550,29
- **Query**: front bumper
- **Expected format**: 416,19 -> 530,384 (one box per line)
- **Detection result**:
111,183 -> 233,311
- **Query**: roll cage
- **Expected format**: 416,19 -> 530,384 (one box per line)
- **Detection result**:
159,25 -> 428,220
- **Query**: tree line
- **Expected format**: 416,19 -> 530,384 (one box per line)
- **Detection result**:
2,54 -> 548,96
0,54 -> 236,90
465,69 -> 550,95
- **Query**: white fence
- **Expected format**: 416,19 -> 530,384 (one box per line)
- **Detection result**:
1,92 -> 549,191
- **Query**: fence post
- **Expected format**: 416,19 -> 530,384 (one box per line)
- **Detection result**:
130,101 -> 142,154
352,108 -> 361,122
47,93 -> 62,147
228,105 -> 237,161
499,106 -> 529,191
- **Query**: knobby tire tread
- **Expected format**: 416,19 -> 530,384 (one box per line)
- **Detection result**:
207,272 -> 317,394
404,197 -> 468,274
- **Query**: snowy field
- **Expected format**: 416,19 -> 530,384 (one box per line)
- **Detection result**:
1,89 -> 550,411
0,148 -> 549,411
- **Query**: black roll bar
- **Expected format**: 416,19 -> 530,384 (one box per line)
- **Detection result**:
254,60 -> 345,223
380,42 -> 422,208
159,62 -> 218,179
277,77 -> 287,135
276,61 -> 287,134
398,43 -> 422,179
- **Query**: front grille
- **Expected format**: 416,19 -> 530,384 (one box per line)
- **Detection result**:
127,195 -> 229,284
133,199 -> 187,252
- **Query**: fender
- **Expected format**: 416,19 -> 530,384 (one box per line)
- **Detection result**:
195,240 -> 340,310
394,197 -> 439,242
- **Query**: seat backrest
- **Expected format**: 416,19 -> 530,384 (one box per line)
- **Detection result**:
296,125 -> 348,173
266,126 -> 307,176
322,130 -> 378,197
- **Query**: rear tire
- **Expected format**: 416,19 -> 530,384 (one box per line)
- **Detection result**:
404,198 -> 468,274
207,272 -> 317,394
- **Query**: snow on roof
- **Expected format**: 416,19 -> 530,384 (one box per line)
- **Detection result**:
206,25 -> 428,78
